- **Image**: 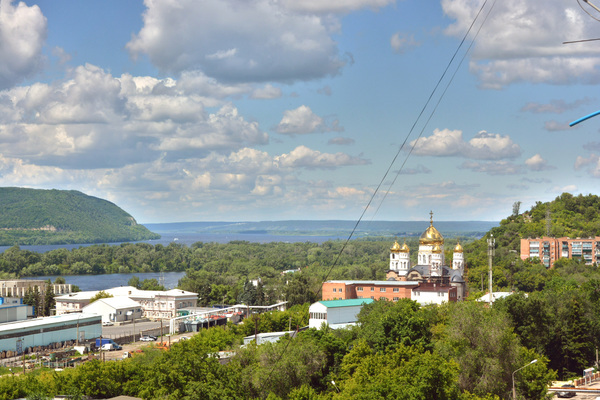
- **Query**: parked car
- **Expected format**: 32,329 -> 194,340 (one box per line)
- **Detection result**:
557,384 -> 576,398
102,321 -> 113,326
140,335 -> 157,342
179,336 -> 190,341
101,343 -> 120,351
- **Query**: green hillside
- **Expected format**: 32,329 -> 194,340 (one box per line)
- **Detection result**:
0,187 -> 160,245
475,192 -> 600,253
464,192 -> 600,292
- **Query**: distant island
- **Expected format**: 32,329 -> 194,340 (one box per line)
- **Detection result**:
0,187 -> 160,245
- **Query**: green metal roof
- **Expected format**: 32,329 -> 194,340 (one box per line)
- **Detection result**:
319,298 -> 374,308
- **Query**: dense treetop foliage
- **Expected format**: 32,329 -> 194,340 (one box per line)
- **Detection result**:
0,187 -> 159,245
0,301 -> 557,400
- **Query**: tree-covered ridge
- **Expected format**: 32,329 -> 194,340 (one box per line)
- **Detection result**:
485,193 -> 600,252
0,187 -> 159,245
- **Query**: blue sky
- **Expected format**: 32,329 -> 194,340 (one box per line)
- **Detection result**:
1,0 -> 600,223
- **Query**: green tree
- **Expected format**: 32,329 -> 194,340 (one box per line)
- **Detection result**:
355,299 -> 433,352
42,282 -> 55,317
285,274 -> 318,307
23,287 -> 41,317
436,302 -> 521,398
127,276 -> 140,289
336,344 -> 460,400
89,291 -> 113,304
140,278 -> 165,291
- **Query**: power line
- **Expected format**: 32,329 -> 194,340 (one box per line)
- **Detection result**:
258,1 -> 497,396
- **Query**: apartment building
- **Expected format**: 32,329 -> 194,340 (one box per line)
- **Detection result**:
520,236 -> 600,268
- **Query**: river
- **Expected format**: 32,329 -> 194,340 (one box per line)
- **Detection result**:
11,231 -> 344,292
23,271 -> 186,292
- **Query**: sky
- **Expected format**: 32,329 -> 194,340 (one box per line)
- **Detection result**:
1,0 -> 600,224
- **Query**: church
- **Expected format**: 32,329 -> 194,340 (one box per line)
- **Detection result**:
386,212 -> 466,301
321,212 -> 467,304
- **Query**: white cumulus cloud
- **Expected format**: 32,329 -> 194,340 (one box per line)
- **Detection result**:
127,0 -> 347,83
411,128 -> 521,160
0,0 -> 47,89
276,105 -> 342,134
442,0 -> 600,88
575,153 -> 600,177
275,145 -> 369,169
282,0 -> 396,14
459,161 -> 523,175
525,154 -> 555,171
390,32 -> 419,53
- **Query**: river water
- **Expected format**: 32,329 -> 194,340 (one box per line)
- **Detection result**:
23,271 -> 187,292
12,232 -> 342,292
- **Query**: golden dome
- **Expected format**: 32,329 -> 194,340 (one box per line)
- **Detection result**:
400,241 -> 410,253
432,244 -> 442,253
454,240 -> 463,253
391,241 -> 401,252
419,212 -> 444,245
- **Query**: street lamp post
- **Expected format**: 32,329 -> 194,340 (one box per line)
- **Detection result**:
512,359 -> 537,400
488,234 -> 495,304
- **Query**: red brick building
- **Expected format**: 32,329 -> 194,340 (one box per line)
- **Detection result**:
322,280 -> 419,302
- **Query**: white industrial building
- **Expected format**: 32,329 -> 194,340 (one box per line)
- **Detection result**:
55,286 -> 197,320
0,280 -> 72,298
309,298 -> 374,329
82,297 -> 143,324
0,305 -> 30,324
0,313 -> 101,353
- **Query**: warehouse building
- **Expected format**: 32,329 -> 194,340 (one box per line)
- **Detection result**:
309,298 -> 374,329
0,313 -> 101,353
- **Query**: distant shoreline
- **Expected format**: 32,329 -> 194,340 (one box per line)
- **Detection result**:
0,220 -> 499,254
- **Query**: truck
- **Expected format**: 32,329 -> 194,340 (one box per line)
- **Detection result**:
95,338 -> 122,351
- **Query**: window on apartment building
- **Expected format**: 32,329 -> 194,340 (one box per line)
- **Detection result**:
357,287 -> 363,292
393,297 -> 399,301
380,296 -> 386,300
357,296 -> 363,299
371,296 -> 375,299
339,288 -> 343,292
393,288 -> 399,292
370,287 -> 374,291
332,288 -> 337,292
380,287 -> 386,292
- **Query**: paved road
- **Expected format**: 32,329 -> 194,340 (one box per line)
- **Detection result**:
551,381 -> 600,399
101,320 -> 164,339
100,331 -> 195,361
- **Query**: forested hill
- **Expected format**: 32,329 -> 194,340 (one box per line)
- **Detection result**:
0,187 -> 159,245
468,192 -> 600,255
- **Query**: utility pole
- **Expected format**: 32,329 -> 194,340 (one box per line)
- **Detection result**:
488,234 -> 495,304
